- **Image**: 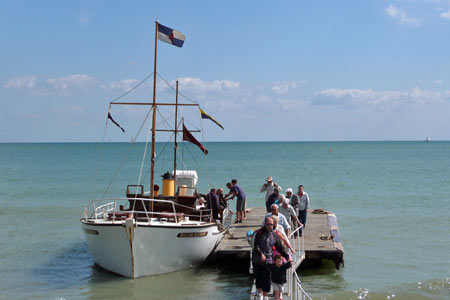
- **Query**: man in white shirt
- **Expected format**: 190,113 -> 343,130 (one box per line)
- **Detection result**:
278,195 -> 302,232
260,176 -> 282,212
291,185 -> 309,236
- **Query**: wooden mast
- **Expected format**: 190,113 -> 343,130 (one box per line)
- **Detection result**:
150,21 -> 158,198
173,80 -> 179,195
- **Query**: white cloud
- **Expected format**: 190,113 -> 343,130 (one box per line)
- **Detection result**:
385,4 -> 421,26
101,78 -> 141,91
4,76 -> 36,89
440,10 -> 450,19
313,87 -> 446,110
46,74 -> 95,90
176,77 -> 240,93
271,80 -> 307,95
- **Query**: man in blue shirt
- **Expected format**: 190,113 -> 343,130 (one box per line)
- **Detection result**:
263,204 -> 291,236
226,179 -> 246,223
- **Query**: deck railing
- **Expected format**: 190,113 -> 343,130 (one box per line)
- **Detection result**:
89,198 -> 213,224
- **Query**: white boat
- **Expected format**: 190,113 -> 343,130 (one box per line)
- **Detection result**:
81,21 -> 229,278
425,136 -> 431,142
81,195 -> 225,277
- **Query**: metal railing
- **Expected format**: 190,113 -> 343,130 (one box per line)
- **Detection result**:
89,197 -> 213,224
288,223 -> 305,261
279,223 -> 312,300
293,270 -> 312,300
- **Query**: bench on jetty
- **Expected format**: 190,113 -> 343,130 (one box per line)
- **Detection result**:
214,206 -> 344,269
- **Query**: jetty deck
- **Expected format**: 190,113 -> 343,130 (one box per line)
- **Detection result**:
214,206 -> 344,269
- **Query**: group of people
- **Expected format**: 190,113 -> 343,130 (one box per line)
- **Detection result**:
260,176 -> 309,236
251,176 -> 311,300
200,179 -> 247,224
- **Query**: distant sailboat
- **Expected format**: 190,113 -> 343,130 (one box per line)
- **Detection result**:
425,136 -> 431,142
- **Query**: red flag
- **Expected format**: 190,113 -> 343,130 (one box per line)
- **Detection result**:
183,124 -> 208,155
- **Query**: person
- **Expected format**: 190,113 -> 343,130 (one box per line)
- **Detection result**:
285,188 -> 293,200
291,185 -> 309,236
232,179 -> 247,219
263,204 -> 291,236
194,197 -> 205,210
225,179 -> 246,223
268,255 -> 293,300
260,176 -> 282,212
278,195 -> 301,231
271,215 -> 294,254
206,188 -> 220,221
252,216 -> 290,300
217,188 -> 227,223
266,188 -> 280,212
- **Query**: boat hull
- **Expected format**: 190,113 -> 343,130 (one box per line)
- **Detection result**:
81,220 -> 222,278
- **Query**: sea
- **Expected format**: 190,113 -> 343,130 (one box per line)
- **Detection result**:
0,141 -> 449,300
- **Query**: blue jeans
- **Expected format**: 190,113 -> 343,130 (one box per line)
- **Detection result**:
298,209 -> 307,235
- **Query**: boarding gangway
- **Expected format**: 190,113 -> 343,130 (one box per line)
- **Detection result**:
249,225 -> 312,300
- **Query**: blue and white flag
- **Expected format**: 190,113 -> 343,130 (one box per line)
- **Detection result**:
157,23 -> 185,48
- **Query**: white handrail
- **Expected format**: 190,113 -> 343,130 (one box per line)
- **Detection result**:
287,224 -> 312,300
294,270 -> 312,300
88,197 -> 213,224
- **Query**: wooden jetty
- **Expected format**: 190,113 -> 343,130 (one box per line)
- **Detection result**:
213,206 -> 344,269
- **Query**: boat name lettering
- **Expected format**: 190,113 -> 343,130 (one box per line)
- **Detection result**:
177,232 -> 208,238
83,228 -> 99,235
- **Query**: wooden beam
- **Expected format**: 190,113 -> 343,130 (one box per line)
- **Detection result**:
110,102 -> 199,106
155,129 -> 200,133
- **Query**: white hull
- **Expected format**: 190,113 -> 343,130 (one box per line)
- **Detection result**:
81,220 -> 222,278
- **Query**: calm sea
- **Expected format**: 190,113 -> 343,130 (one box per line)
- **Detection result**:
0,142 -> 449,300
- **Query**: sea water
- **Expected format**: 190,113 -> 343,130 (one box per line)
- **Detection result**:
0,142 -> 449,300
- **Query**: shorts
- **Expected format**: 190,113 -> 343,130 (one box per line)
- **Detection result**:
253,263 -> 271,293
236,198 -> 245,212
272,282 -> 284,293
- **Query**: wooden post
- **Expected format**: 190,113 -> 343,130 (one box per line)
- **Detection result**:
173,80 -> 179,195
150,21 -> 158,200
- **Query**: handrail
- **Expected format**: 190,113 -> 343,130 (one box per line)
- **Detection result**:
294,270 -> 312,300
288,223 -> 304,260
88,197 -> 213,224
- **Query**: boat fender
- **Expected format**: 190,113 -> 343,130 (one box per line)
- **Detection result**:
125,218 -> 135,241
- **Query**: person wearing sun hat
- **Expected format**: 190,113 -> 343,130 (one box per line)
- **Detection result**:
260,176 -> 282,213
285,187 -> 293,200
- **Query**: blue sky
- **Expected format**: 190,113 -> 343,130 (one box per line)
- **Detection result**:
2,0 -> 450,142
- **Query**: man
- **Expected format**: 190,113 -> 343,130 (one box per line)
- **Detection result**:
217,188 -> 227,223
252,216 -> 290,300
260,176 -> 282,212
266,188 -> 280,212
263,204 -> 291,236
206,188 -> 220,221
226,179 -> 246,223
285,188 -> 293,200
278,196 -> 302,233
291,185 -> 309,236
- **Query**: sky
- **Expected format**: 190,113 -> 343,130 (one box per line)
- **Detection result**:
2,0 -> 450,142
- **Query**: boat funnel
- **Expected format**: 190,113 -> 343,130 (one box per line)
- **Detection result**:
162,172 -> 175,196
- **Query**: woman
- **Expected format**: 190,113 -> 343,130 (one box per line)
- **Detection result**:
271,215 -> 295,254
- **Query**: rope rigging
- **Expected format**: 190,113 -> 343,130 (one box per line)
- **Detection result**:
96,70 -> 212,198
